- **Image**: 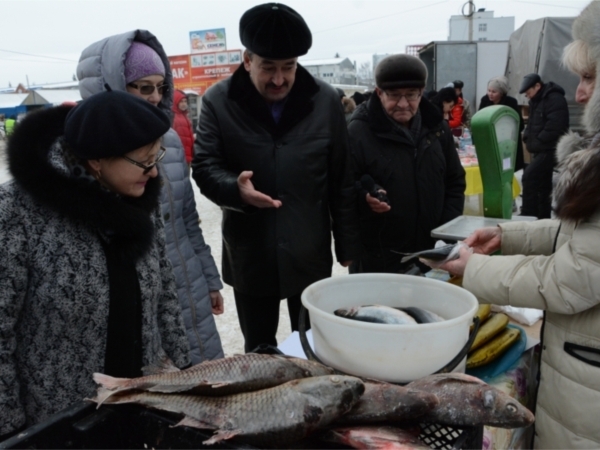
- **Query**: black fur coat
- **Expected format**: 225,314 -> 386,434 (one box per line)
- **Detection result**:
0,106 -> 190,435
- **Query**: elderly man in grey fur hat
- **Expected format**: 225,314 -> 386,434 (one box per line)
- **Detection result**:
192,3 -> 360,353
347,54 -> 465,275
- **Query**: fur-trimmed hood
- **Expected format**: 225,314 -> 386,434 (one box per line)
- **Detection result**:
554,131 -> 600,222
77,29 -> 173,117
6,105 -> 161,261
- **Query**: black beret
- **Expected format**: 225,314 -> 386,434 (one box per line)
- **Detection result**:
375,54 -> 427,90
64,89 -> 170,160
240,3 -> 312,59
519,73 -> 542,94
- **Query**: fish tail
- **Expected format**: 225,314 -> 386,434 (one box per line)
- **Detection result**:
93,372 -> 130,390
92,386 -> 125,407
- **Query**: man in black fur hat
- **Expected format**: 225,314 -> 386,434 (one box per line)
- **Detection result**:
347,54 -> 465,274
192,3 -> 359,353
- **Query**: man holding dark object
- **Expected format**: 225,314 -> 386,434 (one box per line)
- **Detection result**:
348,54 -> 465,274
192,3 -> 359,352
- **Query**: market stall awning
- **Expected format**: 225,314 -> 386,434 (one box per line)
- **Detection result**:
22,89 -> 81,106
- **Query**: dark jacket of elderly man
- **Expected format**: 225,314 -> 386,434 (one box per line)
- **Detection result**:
192,3 -> 360,352
519,73 -> 570,219
348,54 -> 465,274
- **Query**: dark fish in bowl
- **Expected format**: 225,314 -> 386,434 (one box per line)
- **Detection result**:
334,305 -> 418,325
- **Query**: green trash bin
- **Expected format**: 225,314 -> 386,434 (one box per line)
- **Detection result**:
471,105 -> 519,219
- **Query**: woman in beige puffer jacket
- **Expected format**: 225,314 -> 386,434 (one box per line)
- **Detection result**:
436,2 -> 600,448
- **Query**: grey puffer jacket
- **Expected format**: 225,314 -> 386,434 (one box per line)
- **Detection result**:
77,30 -> 224,362
0,106 -> 190,435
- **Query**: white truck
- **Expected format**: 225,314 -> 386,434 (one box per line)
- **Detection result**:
418,40 -> 509,114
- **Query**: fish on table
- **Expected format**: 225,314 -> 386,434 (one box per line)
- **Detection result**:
335,381 -> 439,425
89,375 -> 365,448
322,425 -> 431,450
93,353 -> 334,404
334,305 -> 418,325
406,373 -> 535,428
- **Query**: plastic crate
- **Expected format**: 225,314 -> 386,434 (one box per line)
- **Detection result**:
0,402 -> 255,449
1,400 -> 482,449
419,422 -> 483,449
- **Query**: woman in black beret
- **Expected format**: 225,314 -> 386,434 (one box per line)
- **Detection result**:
0,89 -> 191,439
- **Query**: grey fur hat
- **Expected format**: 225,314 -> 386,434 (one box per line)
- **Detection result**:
375,54 -> 427,90
572,1 -> 600,62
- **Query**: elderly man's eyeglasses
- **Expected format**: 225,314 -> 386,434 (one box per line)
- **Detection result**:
127,82 -> 168,95
384,91 -> 421,102
122,146 -> 166,174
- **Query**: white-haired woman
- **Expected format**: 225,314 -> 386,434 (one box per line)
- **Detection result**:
479,76 -> 525,171
433,2 -> 600,448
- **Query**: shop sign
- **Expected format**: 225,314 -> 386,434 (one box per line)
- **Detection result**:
190,28 -> 227,54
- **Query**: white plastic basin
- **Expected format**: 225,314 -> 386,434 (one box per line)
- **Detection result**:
301,273 -> 478,383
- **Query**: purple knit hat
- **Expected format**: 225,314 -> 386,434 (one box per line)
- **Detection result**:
124,42 -> 165,84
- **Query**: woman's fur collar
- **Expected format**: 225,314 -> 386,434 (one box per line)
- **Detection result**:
553,130 -> 600,222
7,105 -> 161,261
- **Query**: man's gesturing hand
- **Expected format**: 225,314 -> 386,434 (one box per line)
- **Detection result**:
238,171 -> 282,208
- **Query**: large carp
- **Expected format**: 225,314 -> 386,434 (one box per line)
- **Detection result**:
407,373 -> 535,428
93,353 -> 334,404
336,381 -> 439,425
90,375 -> 365,448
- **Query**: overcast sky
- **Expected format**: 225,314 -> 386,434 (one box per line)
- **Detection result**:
0,0 -> 590,87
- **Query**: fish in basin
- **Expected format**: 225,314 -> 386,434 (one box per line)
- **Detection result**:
334,305 -> 418,325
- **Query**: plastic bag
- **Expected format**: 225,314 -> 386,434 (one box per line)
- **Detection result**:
490,304 -> 543,326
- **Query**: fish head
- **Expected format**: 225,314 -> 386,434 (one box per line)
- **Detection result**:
333,307 -> 358,318
330,375 -> 365,414
480,387 -> 535,428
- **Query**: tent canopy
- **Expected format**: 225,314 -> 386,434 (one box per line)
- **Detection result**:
506,17 -> 583,129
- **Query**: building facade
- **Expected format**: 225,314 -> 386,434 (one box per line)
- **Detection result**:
449,10 -> 514,41
301,57 -> 357,85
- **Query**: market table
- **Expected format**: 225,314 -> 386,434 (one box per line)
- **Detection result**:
279,313 -> 542,450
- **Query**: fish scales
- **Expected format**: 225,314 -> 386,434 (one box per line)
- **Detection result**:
336,382 -> 439,425
92,375 -> 365,448
93,353 -> 325,404
407,373 -> 535,428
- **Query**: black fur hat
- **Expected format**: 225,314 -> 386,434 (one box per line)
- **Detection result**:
64,87 -> 170,160
375,54 -> 427,90
239,3 -> 312,59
